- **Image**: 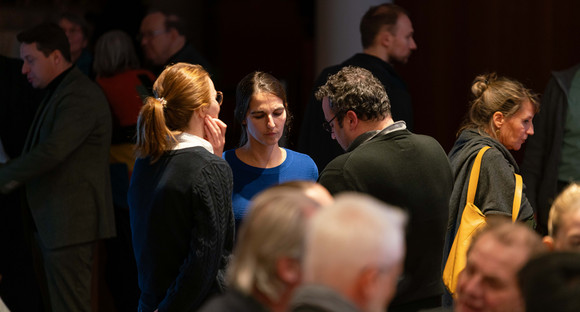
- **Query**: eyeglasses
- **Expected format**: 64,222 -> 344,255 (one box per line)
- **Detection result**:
137,29 -> 167,41
322,115 -> 337,133
216,91 -> 223,106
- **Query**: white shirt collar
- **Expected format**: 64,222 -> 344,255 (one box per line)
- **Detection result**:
173,132 -> 214,154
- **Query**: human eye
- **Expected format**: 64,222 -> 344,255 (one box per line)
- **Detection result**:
273,108 -> 285,117
251,112 -> 265,119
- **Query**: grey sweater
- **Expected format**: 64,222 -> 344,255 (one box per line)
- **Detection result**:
443,129 -> 535,266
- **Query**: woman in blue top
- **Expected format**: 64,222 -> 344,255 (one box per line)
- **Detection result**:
224,71 -> 318,230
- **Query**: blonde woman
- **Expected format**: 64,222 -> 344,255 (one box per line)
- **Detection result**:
128,63 -> 233,312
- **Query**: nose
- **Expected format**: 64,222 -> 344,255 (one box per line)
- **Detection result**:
527,122 -> 534,135
267,115 -> 275,129
22,62 -> 29,75
410,38 -> 417,50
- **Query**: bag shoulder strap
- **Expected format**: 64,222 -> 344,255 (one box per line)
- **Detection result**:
512,173 -> 522,222
466,146 -> 491,204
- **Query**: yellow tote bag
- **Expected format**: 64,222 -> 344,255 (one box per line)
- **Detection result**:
442,146 -> 522,296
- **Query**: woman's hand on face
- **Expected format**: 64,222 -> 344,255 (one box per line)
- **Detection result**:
204,116 -> 227,157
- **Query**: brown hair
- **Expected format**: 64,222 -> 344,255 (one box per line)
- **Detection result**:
459,73 -> 539,137
234,71 -> 291,147
135,63 -> 211,162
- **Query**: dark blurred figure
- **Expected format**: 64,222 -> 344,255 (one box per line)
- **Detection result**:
298,3 -> 417,171
199,182 -> 332,312
139,9 -> 211,76
93,29 -> 156,311
0,55 -> 45,312
518,252 -> 580,312
521,63 -> 580,236
0,23 -> 115,312
58,12 -> 94,77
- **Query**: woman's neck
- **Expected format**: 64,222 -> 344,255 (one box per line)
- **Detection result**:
236,140 -> 285,168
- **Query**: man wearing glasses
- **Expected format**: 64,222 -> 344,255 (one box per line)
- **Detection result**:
316,66 -> 453,312
139,10 -> 211,76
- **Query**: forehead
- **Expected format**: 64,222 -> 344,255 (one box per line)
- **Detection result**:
515,100 -> 535,117
249,92 -> 284,110
20,42 -> 42,57
59,18 -> 80,30
468,234 -> 528,280
142,12 -> 166,30
394,14 -> 413,34
557,209 -> 580,235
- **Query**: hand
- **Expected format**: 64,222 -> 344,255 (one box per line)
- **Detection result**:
204,116 -> 227,157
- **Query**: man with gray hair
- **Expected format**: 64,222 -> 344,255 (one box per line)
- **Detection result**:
316,66 -> 453,311
198,181 -> 333,312
290,193 -> 407,312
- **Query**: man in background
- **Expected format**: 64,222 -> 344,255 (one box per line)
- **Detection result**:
139,9 -> 211,76
0,23 -> 115,311
299,3 -> 417,170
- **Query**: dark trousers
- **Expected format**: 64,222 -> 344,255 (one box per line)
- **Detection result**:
36,235 -> 95,312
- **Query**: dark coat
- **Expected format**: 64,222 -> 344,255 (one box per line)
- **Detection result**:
521,64 -> 580,235
0,66 -> 115,249
319,124 -> 453,309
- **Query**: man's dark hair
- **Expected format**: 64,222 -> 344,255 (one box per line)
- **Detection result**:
315,66 -> 390,127
17,23 -> 72,63
518,252 -> 580,312
360,3 -> 408,49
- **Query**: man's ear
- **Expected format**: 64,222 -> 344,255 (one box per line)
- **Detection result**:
51,50 -> 62,65
378,27 -> 393,48
492,111 -> 504,130
168,27 -> 179,40
345,110 -> 359,130
276,257 -> 300,285
542,235 -> 555,251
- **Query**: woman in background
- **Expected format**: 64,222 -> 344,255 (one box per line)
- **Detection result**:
93,29 -> 157,311
129,63 -> 233,312
223,71 -> 318,231
94,29 -> 155,176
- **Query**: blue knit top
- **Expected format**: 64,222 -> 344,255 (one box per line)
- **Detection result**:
223,148 -> 318,228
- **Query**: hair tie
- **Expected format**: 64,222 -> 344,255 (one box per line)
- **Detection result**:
157,97 -> 167,108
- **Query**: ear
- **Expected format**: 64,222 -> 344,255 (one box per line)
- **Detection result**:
344,110 -> 359,131
542,235 -> 555,251
378,27 -> 392,48
492,111 -> 504,130
168,27 -> 179,40
355,267 -> 378,307
276,257 -> 301,285
51,50 -> 62,65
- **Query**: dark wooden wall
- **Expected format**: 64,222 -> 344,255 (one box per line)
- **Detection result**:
395,0 -> 580,158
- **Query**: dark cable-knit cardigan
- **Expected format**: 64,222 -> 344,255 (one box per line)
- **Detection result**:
129,146 -> 234,312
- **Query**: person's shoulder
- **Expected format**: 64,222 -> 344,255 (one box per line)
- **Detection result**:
223,148 -> 238,163
285,148 -> 315,161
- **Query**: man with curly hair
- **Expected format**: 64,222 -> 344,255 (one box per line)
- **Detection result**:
316,66 -> 453,311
